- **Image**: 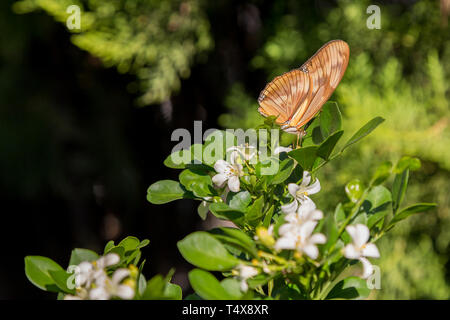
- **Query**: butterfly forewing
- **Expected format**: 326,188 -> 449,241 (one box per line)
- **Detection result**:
258,40 -> 349,132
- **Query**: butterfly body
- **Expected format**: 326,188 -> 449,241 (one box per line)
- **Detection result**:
258,40 -> 350,133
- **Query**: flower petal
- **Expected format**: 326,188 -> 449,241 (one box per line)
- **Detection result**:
301,171 -> 311,187
343,244 -> 361,259
116,285 -> 135,300
354,224 -> 370,248
274,236 -> 296,250
306,179 -> 321,194
310,233 -> 327,244
273,146 -> 293,155
288,183 -> 300,197
345,225 -> 357,242
303,244 -> 319,260
362,243 -> 380,258
212,173 -> 228,188
89,287 -> 109,300
112,268 -> 130,285
102,253 -> 120,267
300,220 -> 317,238
360,257 -> 374,279
214,160 -> 231,173
228,175 -> 241,192
281,200 -> 298,214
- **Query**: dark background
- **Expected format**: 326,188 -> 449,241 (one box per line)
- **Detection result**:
0,0 -> 274,299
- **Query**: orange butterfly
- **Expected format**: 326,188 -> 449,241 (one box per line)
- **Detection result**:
258,40 -> 350,135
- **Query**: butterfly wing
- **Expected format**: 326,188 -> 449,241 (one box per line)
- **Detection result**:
258,40 -> 349,132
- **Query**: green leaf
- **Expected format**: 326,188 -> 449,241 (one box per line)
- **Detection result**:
288,146 -> 318,171
49,270 -> 75,294
163,149 -> 191,169
319,101 -> 342,138
179,167 -> 214,198
317,130 -> 344,160
137,239 -> 150,249
104,240 -> 115,254
334,203 -> 346,225
394,156 -> 421,173
25,256 -> 65,292
209,227 -> 258,257
325,276 -> 371,300
227,191 -> 252,211
270,158 -> 295,185
197,201 -> 210,220
118,236 -> 140,252
370,161 -> 393,186
147,180 -> 189,204
345,179 -> 364,203
177,232 -> 239,271
342,117 -> 385,151
364,186 -> 392,229
388,203 -> 437,228
69,248 -> 99,266
246,196 -> 265,224
188,269 -> 235,300
142,274 -> 166,299
209,203 -> 245,224
220,278 -> 243,299
392,169 -> 409,213
163,282 -> 183,300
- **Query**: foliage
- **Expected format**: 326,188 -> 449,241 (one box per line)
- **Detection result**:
25,236 -> 182,300
14,0 -> 212,105
218,0 -> 450,299
147,103 -> 436,299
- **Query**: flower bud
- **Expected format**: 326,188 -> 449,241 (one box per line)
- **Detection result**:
256,227 -> 275,247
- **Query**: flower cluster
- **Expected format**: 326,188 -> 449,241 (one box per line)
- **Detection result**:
64,253 -> 136,300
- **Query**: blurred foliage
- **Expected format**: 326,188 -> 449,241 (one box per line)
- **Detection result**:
14,0 -> 213,105
219,0 -> 450,299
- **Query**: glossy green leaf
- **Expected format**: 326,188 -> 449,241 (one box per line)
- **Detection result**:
364,186 -> 392,229
209,203 -> 245,224
342,117 -> 385,151
25,256 -> 65,292
177,232 -> 239,271
392,169 -> 409,213
394,156 -> 421,173
388,203 -> 437,228
227,191 -> 252,211
209,227 -> 258,257
319,101 -> 342,138
147,180 -> 189,204
317,130 -> 344,160
271,158 -> 295,185
246,196 -> 265,224
197,201 -> 210,220
188,269 -> 235,300
163,282 -> 183,300
288,146 -> 318,171
69,248 -> 99,266
179,167 -> 214,198
325,276 -> 371,300
49,270 -> 75,294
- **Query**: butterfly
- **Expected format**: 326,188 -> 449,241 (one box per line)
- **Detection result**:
258,40 -> 350,135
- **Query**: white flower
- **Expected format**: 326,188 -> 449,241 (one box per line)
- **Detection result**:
212,151 -> 244,192
281,171 -> 321,214
74,253 -> 120,288
344,224 -> 380,279
227,144 -> 257,161
236,265 -> 258,292
275,220 -> 326,259
89,268 -> 135,300
278,202 -> 323,238
273,146 -> 293,155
